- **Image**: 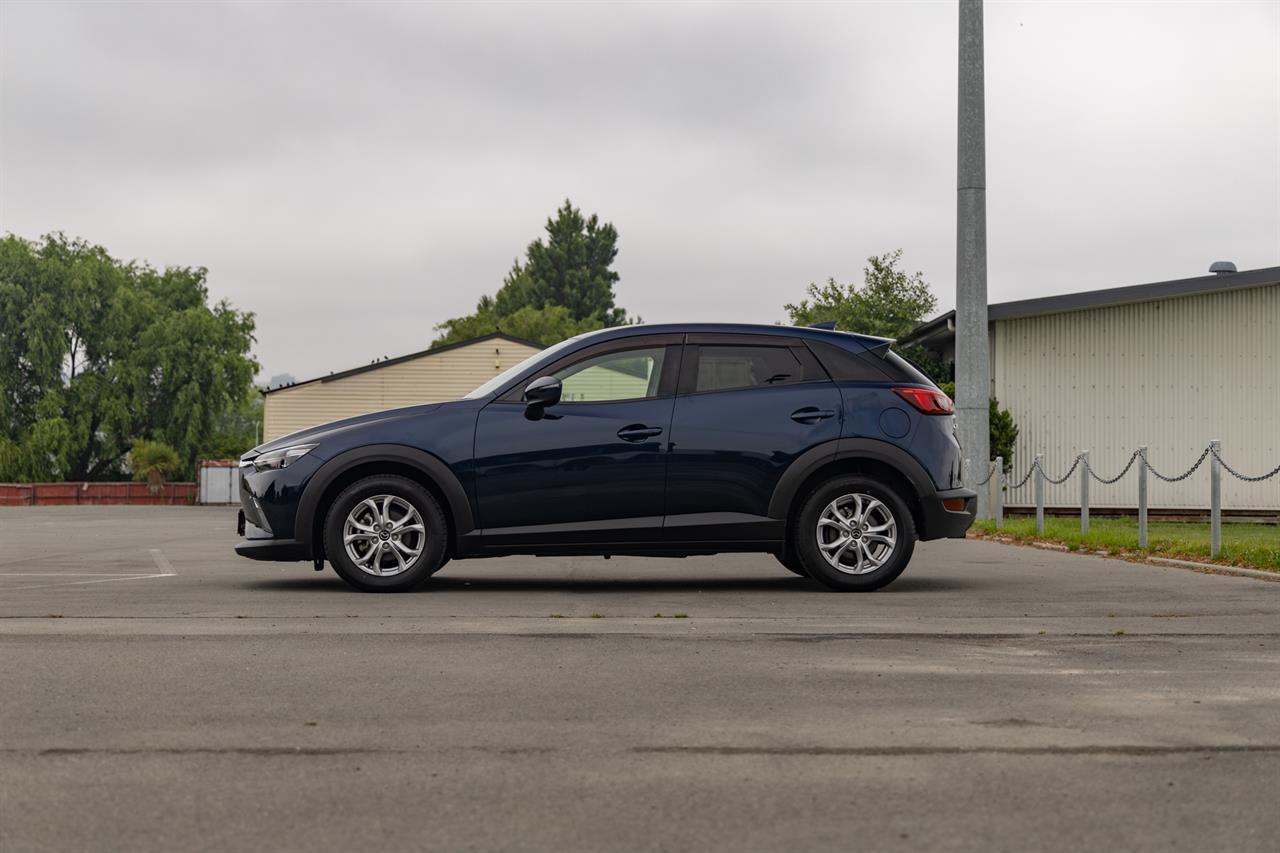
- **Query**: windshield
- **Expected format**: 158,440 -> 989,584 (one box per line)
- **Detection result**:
463,335 -> 584,399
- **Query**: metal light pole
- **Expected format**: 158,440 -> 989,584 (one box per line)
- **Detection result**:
957,0 -> 991,518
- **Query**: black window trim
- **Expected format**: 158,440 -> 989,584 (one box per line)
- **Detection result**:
495,334 -> 685,405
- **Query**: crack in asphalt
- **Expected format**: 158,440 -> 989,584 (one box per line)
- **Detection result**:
8,744 -> 1280,759
631,744 -> 1280,757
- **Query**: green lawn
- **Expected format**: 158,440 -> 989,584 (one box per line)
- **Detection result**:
971,516 -> 1280,572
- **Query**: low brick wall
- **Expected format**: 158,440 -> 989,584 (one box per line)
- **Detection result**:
0,482 -> 197,506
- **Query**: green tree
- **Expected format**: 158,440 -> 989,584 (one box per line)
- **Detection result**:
783,249 -> 946,381
434,200 -> 629,347
0,233 -> 259,481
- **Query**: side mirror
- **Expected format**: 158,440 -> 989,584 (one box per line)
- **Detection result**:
522,376 -> 562,419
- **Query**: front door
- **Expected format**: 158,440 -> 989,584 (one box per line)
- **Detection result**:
664,335 -> 843,543
473,336 -> 682,548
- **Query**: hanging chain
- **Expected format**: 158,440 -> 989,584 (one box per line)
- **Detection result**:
972,461 -> 997,486
1209,446 -> 1280,482
992,445 -> 1277,490
1140,446 -> 1210,483
1087,449 -> 1140,484
1041,454 -> 1083,485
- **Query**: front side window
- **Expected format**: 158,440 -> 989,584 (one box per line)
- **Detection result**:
694,345 -> 805,393
554,347 -> 667,403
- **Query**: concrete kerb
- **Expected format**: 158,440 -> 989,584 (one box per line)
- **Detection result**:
972,533 -> 1280,583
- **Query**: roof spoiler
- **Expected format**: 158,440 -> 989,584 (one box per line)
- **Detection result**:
861,337 -> 893,359
806,321 -> 894,358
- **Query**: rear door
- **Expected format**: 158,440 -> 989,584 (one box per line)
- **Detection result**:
663,334 -> 842,544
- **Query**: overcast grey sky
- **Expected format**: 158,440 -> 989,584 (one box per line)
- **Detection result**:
2,1 -> 1277,381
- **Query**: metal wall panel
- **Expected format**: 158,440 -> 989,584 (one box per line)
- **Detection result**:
994,283 -> 1280,509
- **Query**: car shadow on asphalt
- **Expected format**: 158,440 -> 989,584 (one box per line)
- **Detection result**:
243,573 -> 979,594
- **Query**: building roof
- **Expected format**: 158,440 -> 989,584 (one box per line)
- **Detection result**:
902,265 -> 1280,350
262,332 -> 545,395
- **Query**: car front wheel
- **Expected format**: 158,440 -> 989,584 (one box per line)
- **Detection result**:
795,475 -> 915,592
323,475 -> 447,592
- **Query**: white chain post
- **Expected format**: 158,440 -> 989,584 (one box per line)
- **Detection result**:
994,456 -> 1003,530
1138,446 -> 1148,549
1080,449 -> 1089,536
1210,440 -> 1221,557
1034,453 -> 1045,536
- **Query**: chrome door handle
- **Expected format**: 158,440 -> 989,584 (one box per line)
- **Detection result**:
791,407 -> 836,424
617,425 -> 664,442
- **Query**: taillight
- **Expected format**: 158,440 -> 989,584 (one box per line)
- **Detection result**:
892,387 -> 954,415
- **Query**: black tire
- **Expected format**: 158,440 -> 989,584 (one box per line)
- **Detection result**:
794,475 -> 915,592
323,475 -> 448,592
775,550 -> 809,578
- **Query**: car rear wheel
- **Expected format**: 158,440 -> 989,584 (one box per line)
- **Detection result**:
795,475 -> 915,591
323,475 -> 447,592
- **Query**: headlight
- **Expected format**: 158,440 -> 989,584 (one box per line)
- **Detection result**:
248,443 -> 317,472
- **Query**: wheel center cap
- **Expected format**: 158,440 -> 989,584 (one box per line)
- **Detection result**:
378,530 -> 390,541
851,529 -> 862,539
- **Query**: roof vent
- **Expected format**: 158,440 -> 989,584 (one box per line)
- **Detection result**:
1209,261 -> 1237,275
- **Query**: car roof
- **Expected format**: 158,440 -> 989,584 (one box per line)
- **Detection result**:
570,322 -> 893,353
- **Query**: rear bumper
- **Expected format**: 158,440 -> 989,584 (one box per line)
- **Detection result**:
918,487 -> 976,540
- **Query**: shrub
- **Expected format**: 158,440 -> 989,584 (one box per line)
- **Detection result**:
129,440 -> 181,492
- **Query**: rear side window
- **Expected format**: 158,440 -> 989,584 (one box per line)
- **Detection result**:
804,340 -> 891,382
805,339 -> 936,386
693,345 -> 808,393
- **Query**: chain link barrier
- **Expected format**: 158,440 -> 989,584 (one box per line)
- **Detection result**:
972,461 -> 997,487
1009,464 -> 1036,489
999,444 -> 1279,489
1040,454 -> 1083,485
1140,446 -> 1210,483
1086,449 -> 1140,485
1209,446 -> 1280,483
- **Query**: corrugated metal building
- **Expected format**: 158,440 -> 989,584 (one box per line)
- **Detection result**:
263,333 -> 542,442
903,266 -> 1280,510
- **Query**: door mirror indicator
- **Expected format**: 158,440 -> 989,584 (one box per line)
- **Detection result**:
522,376 -> 562,420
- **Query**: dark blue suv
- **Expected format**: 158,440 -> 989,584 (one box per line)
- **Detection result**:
235,324 -> 974,592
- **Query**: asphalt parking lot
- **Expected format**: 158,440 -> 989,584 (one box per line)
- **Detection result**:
2,506 -> 1278,852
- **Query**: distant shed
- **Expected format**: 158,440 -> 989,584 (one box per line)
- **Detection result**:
262,333 -> 542,441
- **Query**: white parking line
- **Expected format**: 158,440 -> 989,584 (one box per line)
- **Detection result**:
6,573 -> 175,591
149,548 -> 176,575
1,548 -> 178,591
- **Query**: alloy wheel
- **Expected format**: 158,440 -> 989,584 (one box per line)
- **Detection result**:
342,495 -> 426,577
815,492 -> 898,575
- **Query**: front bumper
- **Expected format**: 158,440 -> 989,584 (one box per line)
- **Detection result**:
918,487 -> 976,540
233,455 -> 323,562
234,511 -> 311,561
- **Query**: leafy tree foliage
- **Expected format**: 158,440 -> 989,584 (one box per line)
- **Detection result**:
0,234 -> 258,481
783,249 -> 947,381
434,200 -> 629,346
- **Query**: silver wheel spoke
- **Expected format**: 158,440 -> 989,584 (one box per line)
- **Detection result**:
820,536 -> 850,554
391,539 -> 419,558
